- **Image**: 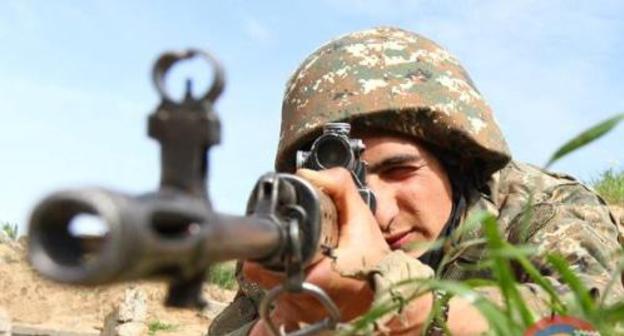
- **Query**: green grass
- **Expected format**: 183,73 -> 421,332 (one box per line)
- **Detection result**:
206,261 -> 237,290
544,112 -> 623,208
592,169 -> 624,206
148,320 -> 178,335
1,222 -> 18,240
340,211 -> 624,335
545,113 -> 623,168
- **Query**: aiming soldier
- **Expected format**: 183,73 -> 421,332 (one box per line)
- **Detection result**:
210,27 -> 623,335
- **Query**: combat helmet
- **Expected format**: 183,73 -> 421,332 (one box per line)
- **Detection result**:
276,27 -> 511,181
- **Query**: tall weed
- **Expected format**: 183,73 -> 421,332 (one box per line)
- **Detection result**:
592,169 -> 624,206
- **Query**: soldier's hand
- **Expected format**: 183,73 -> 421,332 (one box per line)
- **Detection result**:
244,167 -> 391,332
297,168 -> 391,276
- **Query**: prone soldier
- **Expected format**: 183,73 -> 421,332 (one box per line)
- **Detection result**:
209,27 -> 623,335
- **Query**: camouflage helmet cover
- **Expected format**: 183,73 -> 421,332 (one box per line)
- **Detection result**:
276,27 -> 511,179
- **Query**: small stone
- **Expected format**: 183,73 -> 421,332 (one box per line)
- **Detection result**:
0,307 -> 11,336
101,309 -> 119,336
118,287 -> 147,323
115,322 -> 148,336
101,287 -> 149,336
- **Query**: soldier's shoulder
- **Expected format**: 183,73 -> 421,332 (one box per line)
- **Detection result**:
495,160 -> 604,205
487,160 -> 620,238
498,160 -> 577,188
493,160 -> 622,242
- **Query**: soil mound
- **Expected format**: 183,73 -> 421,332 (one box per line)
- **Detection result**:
0,237 -> 234,335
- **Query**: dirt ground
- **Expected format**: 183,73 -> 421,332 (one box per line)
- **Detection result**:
1,206 -> 621,335
0,239 -> 235,335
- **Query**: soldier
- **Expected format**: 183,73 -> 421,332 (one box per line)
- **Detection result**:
209,27 -> 623,335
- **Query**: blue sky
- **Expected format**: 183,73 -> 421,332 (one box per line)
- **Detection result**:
1,0 -> 623,232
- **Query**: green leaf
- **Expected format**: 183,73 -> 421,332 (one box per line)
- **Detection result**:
436,238 -> 487,274
339,282 -> 430,335
547,254 -> 596,318
452,211 -> 491,241
599,257 -> 624,308
603,302 -> 624,324
482,215 -> 535,328
462,278 -> 499,288
489,244 -> 535,259
206,262 -> 237,289
591,168 -> 624,206
545,113 -> 624,169
148,321 -> 178,336
342,278 -> 521,336
1,222 -> 18,240
513,255 -> 566,314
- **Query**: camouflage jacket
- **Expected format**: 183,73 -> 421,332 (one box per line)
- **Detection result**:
208,160 -> 624,335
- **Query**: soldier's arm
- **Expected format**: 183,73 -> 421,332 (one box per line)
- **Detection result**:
471,181 -> 624,323
509,182 -> 623,306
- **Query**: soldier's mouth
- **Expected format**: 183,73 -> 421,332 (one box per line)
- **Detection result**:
385,230 -> 416,249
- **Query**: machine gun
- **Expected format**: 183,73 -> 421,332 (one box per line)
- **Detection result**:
27,49 -> 374,336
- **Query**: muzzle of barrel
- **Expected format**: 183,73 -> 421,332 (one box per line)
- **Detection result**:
28,188 -> 138,285
28,188 -> 284,287
27,188 -> 220,285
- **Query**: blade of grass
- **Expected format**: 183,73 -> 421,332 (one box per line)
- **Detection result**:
339,284 -> 430,335
547,254 -> 596,318
598,257 -> 624,308
489,244 -> 535,259
513,255 -> 566,314
342,277 -> 521,336
482,215 -> 535,328
545,113 -> 624,169
462,278 -> 499,288
451,211 -> 491,241
503,194 -> 569,315
437,238 -> 487,274
602,302 -> 624,324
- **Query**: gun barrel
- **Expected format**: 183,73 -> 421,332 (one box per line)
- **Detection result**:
27,188 -> 283,286
27,173 -> 340,290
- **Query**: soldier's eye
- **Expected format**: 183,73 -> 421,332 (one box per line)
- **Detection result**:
379,165 -> 420,180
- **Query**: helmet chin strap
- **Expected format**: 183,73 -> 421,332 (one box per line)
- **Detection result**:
417,174 -> 467,271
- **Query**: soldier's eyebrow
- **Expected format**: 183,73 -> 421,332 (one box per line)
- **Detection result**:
366,154 -> 423,174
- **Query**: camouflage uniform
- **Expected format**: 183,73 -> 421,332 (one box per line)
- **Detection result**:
209,27 -> 623,335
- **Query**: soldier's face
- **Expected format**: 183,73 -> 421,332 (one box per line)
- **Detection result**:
362,134 -> 453,258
